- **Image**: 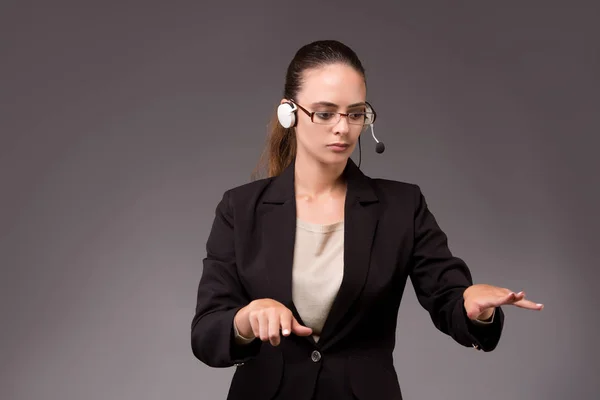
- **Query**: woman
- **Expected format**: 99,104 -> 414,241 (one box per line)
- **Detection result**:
190,40 -> 543,400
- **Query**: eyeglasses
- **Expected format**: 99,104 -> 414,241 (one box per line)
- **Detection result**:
290,99 -> 377,126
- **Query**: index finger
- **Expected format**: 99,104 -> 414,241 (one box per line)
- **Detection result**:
513,298 -> 544,310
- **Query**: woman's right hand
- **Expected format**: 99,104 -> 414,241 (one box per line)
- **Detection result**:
234,298 -> 313,346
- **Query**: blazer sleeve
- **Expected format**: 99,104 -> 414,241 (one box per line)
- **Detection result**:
408,185 -> 504,352
191,190 -> 262,367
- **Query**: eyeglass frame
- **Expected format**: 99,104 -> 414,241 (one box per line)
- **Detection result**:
288,99 -> 377,126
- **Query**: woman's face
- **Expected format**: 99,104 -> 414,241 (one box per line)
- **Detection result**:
287,63 -> 367,167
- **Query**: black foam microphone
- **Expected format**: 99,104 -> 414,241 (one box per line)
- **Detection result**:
370,125 -> 385,153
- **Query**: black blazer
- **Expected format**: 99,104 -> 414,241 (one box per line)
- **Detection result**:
191,158 -> 504,400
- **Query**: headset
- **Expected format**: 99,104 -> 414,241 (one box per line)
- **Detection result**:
277,100 -> 385,168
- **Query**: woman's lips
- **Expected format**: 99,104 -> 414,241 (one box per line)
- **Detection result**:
327,143 -> 349,152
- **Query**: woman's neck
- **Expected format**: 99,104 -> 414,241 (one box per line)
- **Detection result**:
293,153 -> 347,199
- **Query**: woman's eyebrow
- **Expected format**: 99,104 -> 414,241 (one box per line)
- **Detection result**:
310,101 -> 366,108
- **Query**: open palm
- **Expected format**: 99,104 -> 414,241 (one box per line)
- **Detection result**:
463,284 -> 544,320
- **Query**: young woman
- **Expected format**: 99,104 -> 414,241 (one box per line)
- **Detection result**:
190,40 -> 543,400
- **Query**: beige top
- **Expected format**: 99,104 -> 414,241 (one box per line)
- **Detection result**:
292,218 -> 345,342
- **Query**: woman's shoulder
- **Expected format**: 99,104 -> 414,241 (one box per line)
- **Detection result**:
370,176 -> 419,191
367,175 -> 424,200
216,176 -> 277,207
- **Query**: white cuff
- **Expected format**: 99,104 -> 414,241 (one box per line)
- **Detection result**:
233,320 -> 255,344
472,308 -> 495,325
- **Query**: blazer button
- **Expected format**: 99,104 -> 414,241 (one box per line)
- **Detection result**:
311,350 -> 321,362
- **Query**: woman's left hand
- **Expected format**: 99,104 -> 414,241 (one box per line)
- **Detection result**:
463,284 -> 544,321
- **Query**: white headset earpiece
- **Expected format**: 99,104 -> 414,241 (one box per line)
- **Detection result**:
277,101 -> 297,128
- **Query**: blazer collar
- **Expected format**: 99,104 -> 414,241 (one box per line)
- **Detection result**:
262,158 -> 378,205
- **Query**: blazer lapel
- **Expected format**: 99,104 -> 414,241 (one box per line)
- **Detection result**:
318,160 -> 379,348
260,162 -> 296,310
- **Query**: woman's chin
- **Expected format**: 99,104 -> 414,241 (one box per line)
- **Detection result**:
320,153 -> 350,166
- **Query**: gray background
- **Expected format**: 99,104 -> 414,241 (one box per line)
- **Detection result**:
1,1 -> 598,399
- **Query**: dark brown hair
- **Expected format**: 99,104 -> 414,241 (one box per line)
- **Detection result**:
251,40 -> 366,179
